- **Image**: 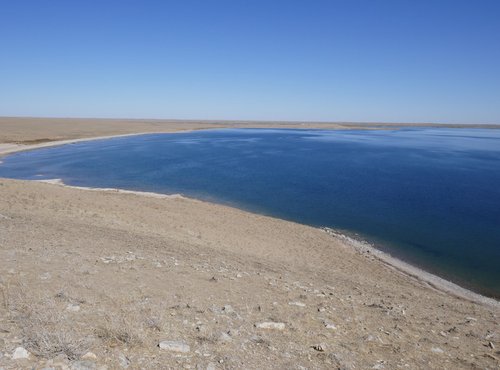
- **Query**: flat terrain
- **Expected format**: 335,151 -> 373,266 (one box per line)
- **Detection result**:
1,116 -> 499,144
0,117 -> 499,369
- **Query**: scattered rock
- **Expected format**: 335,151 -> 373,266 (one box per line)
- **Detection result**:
206,363 -> 217,370
218,332 -> 232,343
255,322 -> 286,330
288,301 -> 306,307
12,346 -> 30,359
71,360 -> 97,370
311,344 -> 325,352
82,352 -> 97,360
324,322 -> 337,330
159,340 -> 191,353
66,303 -> 81,312
431,347 -> 444,354
222,305 -> 234,314
118,352 -> 130,368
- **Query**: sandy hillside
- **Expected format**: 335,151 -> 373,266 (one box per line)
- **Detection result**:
0,179 -> 498,369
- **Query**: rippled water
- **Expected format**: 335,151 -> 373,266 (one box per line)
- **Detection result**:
1,128 -> 499,297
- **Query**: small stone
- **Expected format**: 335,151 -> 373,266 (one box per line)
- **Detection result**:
66,304 -> 81,312
118,352 -> 130,368
288,302 -> 306,307
364,334 -> 376,342
255,322 -> 286,330
222,305 -> 234,314
159,340 -> 190,353
12,346 -> 30,359
312,344 -> 325,352
324,322 -> 337,330
431,347 -> 444,354
82,352 -> 97,360
218,332 -> 232,343
71,360 -> 96,370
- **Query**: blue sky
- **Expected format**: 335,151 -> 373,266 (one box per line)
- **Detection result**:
1,0 -> 499,123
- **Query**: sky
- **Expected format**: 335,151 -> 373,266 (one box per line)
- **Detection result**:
1,0 -> 499,124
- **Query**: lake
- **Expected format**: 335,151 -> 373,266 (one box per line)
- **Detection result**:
1,128 -> 499,297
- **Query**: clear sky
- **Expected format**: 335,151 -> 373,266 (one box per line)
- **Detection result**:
1,0 -> 499,123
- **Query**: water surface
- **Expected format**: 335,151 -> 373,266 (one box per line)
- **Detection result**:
1,128 -> 499,297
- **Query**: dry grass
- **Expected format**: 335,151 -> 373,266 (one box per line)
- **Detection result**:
5,286 -> 92,359
1,282 -> 167,361
94,313 -> 144,346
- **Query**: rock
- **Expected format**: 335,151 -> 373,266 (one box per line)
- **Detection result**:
324,322 -> 337,330
222,305 -> 234,314
218,332 -> 232,343
82,352 -> 97,360
364,334 -> 376,342
70,360 -> 96,370
255,322 -> 286,330
159,340 -> 190,353
288,302 -> 306,307
118,352 -> 130,368
431,347 -> 444,354
311,344 -> 326,352
66,304 -> 81,312
12,346 -> 30,359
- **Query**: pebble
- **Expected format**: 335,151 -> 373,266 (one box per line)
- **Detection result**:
218,332 -> 232,343
66,304 -> 81,312
324,322 -> 337,330
70,360 -> 96,370
222,305 -> 234,314
12,346 -> 30,359
288,302 -> 306,307
159,340 -> 191,353
431,347 -> 444,354
312,344 -> 325,352
255,322 -> 286,330
118,352 -> 130,368
82,352 -> 97,360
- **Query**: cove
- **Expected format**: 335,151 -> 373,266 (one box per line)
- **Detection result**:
1,128 -> 500,297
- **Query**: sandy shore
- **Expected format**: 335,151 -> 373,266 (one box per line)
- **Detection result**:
0,117 -> 499,369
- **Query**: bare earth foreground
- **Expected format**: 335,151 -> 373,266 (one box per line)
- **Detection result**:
0,118 -> 499,369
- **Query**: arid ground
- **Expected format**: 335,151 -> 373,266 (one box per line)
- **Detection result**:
0,117 -> 499,369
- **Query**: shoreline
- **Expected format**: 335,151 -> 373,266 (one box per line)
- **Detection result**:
1,131 -> 498,309
0,130 -> 199,157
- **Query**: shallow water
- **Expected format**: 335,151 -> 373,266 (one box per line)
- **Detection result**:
1,128 -> 500,297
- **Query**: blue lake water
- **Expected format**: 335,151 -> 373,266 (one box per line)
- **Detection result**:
1,128 -> 500,297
